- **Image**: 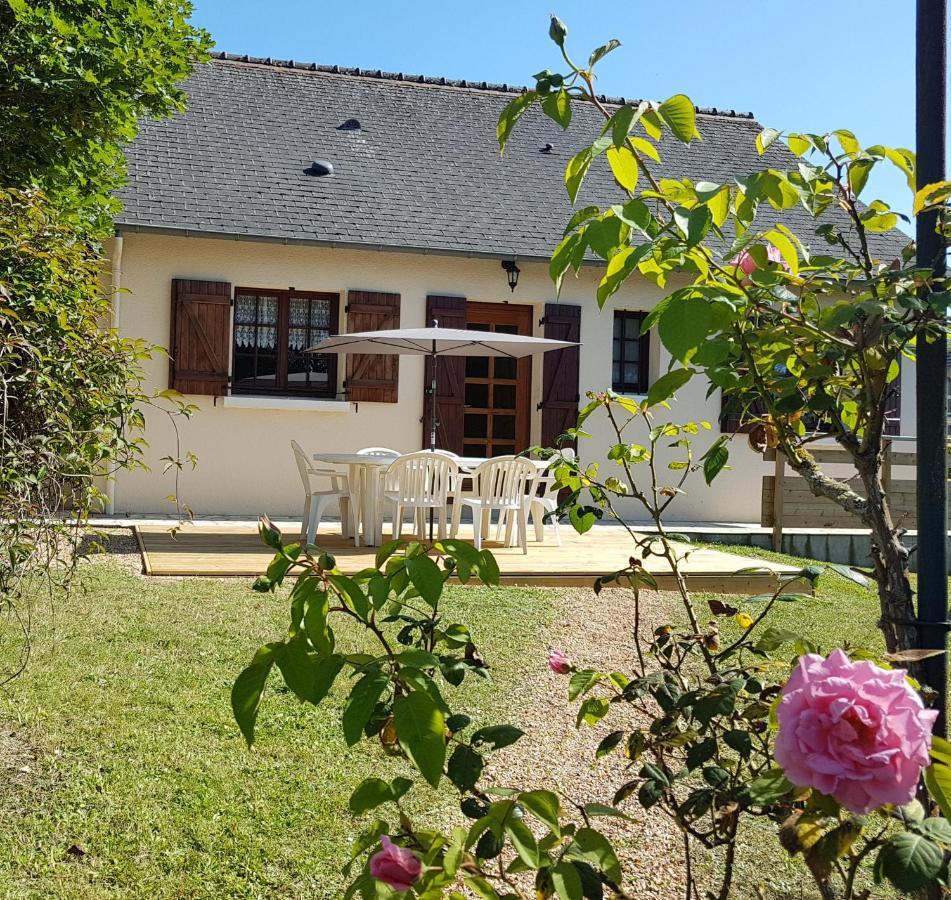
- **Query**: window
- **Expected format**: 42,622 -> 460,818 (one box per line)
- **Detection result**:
232,288 -> 339,397
612,311 -> 650,394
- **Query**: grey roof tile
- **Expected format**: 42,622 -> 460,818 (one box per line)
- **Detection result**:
117,55 -> 907,261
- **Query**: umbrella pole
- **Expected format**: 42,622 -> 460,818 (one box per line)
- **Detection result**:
429,343 -> 437,541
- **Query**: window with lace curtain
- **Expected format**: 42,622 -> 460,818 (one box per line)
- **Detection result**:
232,288 -> 339,397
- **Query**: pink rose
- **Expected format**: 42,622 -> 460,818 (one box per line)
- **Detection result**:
548,649 -> 572,674
729,243 -> 788,276
774,649 -> 938,814
369,835 -> 422,892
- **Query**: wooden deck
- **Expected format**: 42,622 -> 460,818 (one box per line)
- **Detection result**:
134,524 -> 807,593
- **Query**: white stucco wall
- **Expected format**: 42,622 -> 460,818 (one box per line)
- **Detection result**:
111,231 -> 909,524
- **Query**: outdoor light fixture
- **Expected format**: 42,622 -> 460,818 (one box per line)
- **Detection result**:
501,259 -> 520,292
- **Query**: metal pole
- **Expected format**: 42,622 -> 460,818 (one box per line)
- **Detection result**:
916,0 -> 948,736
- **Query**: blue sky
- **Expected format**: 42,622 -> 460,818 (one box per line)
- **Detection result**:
192,0 -> 930,223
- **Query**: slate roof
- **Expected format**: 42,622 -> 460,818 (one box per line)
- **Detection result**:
117,54 -> 907,261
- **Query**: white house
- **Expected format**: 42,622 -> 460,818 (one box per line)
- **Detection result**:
107,53 -> 910,523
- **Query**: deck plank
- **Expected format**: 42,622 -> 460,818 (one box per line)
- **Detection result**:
134,524 -> 807,594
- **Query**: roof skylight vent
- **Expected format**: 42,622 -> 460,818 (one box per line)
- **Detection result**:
337,118 -> 361,131
306,159 -> 334,177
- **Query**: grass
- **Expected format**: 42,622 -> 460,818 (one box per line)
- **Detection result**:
0,562 -> 558,899
0,543 -> 935,899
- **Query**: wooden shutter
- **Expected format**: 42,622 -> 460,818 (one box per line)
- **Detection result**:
540,303 -> 581,448
345,290 -> 401,402
169,278 -> 232,395
422,295 -> 466,452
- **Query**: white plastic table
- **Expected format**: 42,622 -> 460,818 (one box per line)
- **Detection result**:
312,451 -> 545,546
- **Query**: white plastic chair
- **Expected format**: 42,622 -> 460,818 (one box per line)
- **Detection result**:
454,456 -> 537,553
291,441 -> 350,545
527,448 -> 576,546
384,451 -> 459,540
349,447 -> 401,546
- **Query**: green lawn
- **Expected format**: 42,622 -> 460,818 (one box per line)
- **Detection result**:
0,563 -> 558,899
0,546 -> 933,898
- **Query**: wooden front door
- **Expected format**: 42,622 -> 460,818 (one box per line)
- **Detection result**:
463,302 -> 533,458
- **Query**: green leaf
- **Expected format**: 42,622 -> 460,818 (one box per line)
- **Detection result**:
329,574 -> 369,619
657,294 -> 714,363
645,368 -> 692,408
394,690 -> 446,788
275,634 -> 341,703
231,643 -> 278,746
565,147 -> 595,204
747,768 -> 793,804
925,760 -> 951,820
568,668 -> 601,701
497,91 -> 537,153
504,816 -> 543,868
914,179 -> 951,215
342,669 -> 390,746
756,127 -> 780,155
447,744 -> 484,792
878,831 -> 944,892
348,775 -> 412,815
764,228 -> 799,275
471,724 -> 525,750
608,104 -> 637,147
405,555 -> 444,608
569,505 -> 597,534
826,562 -> 869,588
542,88 -> 572,129
564,828 -> 622,885
588,38 -> 621,67
302,585 -> 334,655
374,539 -> 402,569
551,861 -> 584,900
464,875 -> 502,899
606,146 -> 638,192
755,625 -> 800,652
657,94 -> 700,143
848,159 -> 874,197
550,230 -> 584,296
519,789 -> 562,835
701,437 -> 729,485
915,818 -> 951,845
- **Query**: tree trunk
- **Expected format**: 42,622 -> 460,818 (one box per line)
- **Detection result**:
855,454 -> 918,655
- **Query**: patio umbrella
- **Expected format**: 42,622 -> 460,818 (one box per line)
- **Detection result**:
307,325 -> 579,453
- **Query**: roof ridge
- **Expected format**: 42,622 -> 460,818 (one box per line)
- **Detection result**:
207,51 -> 756,121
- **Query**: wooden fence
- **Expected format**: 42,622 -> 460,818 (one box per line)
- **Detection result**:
761,442 -> 935,550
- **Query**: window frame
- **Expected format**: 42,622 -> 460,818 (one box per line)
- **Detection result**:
612,310 -> 650,394
231,287 -> 340,398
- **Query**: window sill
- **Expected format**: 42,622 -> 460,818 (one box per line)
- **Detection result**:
221,395 -> 354,413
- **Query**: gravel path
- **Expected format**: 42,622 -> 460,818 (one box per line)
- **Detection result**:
487,586 -> 687,899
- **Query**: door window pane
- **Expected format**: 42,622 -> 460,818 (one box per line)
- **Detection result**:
464,414 -> 488,438
493,384 -> 516,409
494,357 -> 517,379
466,357 -> 489,378
465,383 -> 489,408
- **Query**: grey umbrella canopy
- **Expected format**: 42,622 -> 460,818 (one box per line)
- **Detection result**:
307,325 -> 579,451
307,326 -> 575,359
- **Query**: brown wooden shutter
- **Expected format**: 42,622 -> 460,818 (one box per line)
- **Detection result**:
423,295 -> 466,452
169,278 -> 232,395
345,291 -> 401,402
540,303 -> 581,448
